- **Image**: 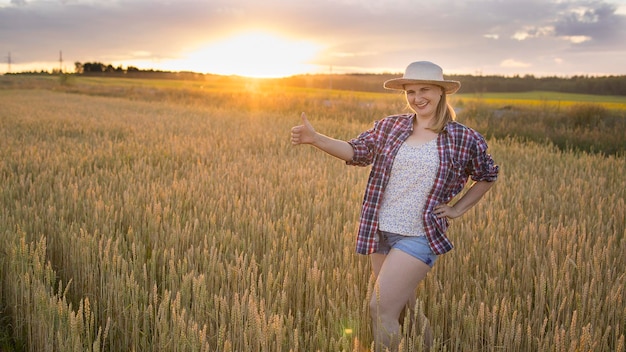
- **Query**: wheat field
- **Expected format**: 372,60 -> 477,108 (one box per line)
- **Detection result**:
0,85 -> 624,351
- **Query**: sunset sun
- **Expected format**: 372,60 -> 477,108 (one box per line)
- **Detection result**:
182,31 -> 323,78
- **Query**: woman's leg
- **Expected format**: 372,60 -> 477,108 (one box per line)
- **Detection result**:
370,252 -> 387,278
369,249 -> 431,351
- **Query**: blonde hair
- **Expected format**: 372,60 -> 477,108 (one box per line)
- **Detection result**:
428,91 -> 456,133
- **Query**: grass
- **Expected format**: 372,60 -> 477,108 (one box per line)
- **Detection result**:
0,316 -> 18,352
455,99 -> 626,155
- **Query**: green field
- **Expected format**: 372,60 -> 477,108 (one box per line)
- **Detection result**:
455,90 -> 626,111
0,76 -> 624,351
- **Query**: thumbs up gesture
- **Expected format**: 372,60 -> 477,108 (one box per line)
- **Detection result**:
289,112 -> 354,161
290,112 -> 317,145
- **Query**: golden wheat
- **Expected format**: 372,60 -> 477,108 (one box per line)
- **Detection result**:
0,85 -> 624,351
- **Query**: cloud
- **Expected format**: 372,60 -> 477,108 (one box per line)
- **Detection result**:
512,26 -> 555,40
500,59 -> 532,69
1,0 -> 626,76
561,35 -> 593,43
553,1 -> 626,45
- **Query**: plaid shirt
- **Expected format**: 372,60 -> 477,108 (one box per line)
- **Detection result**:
347,114 -> 499,255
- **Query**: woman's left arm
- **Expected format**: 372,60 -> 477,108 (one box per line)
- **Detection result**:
435,128 -> 499,219
434,180 -> 495,219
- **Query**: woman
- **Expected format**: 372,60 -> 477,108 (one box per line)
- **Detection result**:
290,61 -> 499,351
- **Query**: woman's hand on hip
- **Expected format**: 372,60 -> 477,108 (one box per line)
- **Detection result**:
434,203 -> 462,219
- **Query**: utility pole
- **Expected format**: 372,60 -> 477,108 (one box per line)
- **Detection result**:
6,52 -> 10,74
59,50 -> 63,73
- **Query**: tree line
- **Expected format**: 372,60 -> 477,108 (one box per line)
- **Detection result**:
74,61 -> 207,80
76,61 -> 140,74
283,72 -> 626,96
8,61 -> 626,96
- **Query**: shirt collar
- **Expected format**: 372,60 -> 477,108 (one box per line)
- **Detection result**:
407,114 -> 453,134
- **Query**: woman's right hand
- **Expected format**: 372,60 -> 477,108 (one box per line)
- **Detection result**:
290,112 -> 355,161
290,112 -> 317,145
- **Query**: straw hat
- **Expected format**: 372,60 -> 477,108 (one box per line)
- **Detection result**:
384,61 -> 461,94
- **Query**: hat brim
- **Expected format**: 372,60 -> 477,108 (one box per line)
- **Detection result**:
384,78 -> 461,94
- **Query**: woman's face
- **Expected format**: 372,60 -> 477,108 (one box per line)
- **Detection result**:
404,84 -> 443,118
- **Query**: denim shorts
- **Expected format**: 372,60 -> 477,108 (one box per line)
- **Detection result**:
375,231 -> 438,267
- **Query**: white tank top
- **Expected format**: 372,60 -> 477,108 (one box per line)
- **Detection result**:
378,139 -> 440,236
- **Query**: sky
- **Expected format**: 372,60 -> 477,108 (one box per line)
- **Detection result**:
1,0 -> 626,78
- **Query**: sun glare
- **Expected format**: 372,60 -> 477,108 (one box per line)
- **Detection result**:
180,31 -> 323,78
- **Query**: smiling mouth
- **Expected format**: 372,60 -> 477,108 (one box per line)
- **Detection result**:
415,101 -> 429,108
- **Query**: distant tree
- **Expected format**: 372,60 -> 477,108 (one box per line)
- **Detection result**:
75,62 -> 83,74
83,62 -> 106,73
